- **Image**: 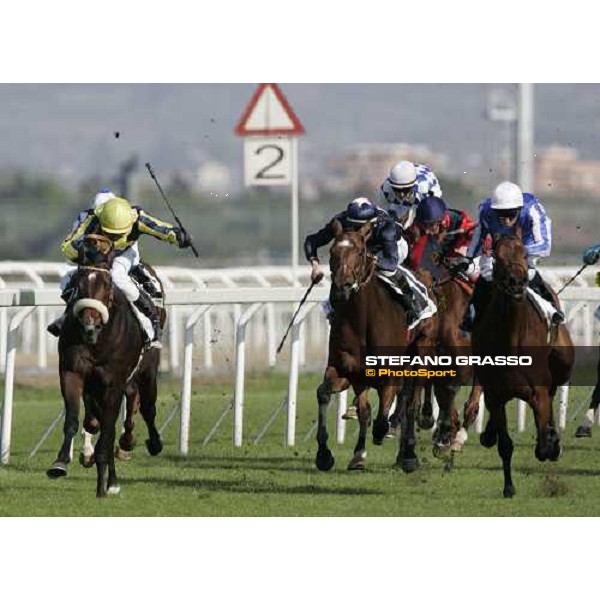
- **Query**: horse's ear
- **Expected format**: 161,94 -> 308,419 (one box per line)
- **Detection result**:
332,219 -> 344,239
359,221 -> 373,242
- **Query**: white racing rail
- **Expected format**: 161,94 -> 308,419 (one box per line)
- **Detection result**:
0,264 -> 599,464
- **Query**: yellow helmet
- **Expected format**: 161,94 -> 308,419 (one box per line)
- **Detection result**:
96,197 -> 136,235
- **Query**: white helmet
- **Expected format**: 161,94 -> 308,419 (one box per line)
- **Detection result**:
388,161 -> 417,189
491,181 -> 523,210
92,187 -> 116,209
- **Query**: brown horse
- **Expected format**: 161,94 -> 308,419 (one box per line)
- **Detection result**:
429,259 -> 482,454
315,220 -> 419,472
473,235 -> 574,497
46,236 -> 164,497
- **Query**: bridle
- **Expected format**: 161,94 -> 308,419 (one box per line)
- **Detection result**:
72,264 -> 113,327
492,238 -> 528,300
331,235 -> 376,296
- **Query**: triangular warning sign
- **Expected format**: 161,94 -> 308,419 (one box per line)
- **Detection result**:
235,83 -> 305,137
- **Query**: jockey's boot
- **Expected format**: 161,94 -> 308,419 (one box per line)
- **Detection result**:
529,271 -> 565,324
134,290 -> 163,349
393,273 -> 429,328
47,313 -> 66,337
460,277 -> 490,335
47,285 -> 76,337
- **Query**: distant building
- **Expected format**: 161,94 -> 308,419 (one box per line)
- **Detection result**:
536,145 -> 600,196
323,143 -> 448,194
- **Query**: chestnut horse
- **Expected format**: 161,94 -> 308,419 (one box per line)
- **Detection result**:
315,220 -> 426,473
473,235 -> 574,497
46,236 -> 163,497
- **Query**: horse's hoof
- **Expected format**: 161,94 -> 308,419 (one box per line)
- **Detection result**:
575,426 -> 592,438
450,427 -> 468,452
145,438 -> 163,456
342,406 -> 358,421
107,485 -> 121,496
400,457 -> 420,473
433,443 -> 451,459
347,456 -> 366,471
79,453 -> 95,468
385,426 -> 397,439
46,462 -> 68,479
535,445 -> 548,462
503,485 -> 516,498
480,431 -> 497,448
316,449 -> 335,472
417,413 -> 435,430
115,446 -> 133,462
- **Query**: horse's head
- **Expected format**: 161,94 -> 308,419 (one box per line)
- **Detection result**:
492,234 -> 528,301
329,219 -> 374,301
72,235 -> 115,344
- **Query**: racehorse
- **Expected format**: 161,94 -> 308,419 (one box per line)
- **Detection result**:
473,234 -> 574,497
314,219 -> 423,472
46,235 -> 164,497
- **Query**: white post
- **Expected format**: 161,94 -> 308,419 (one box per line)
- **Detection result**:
0,277 -> 7,373
335,391 -> 348,444
1,307 -> 35,465
517,83 -> 534,192
475,392 -> 485,434
169,306 -> 180,373
558,385 -> 569,430
291,136 -> 299,286
517,400 -> 527,433
37,306 -> 47,369
285,303 -> 316,446
203,310 -> 213,369
233,303 -> 262,447
266,303 -> 276,367
179,305 -> 210,455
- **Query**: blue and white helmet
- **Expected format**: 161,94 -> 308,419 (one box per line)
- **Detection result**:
346,197 -> 378,225
92,187 -> 116,209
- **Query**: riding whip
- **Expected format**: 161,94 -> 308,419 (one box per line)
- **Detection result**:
557,264 -> 588,296
277,277 -> 322,354
145,162 -> 200,258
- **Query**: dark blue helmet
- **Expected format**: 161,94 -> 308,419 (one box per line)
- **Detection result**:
346,197 -> 378,225
416,196 -> 447,224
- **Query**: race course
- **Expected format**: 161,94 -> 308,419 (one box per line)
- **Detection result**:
2,372 -> 600,517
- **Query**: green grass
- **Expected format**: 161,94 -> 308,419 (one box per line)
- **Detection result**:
1,371 -> 600,516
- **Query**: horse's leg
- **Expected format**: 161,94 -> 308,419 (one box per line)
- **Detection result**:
80,407 -> 99,468
315,367 -> 348,471
373,384 -> 396,445
479,390 -> 498,448
492,400 -> 515,498
396,380 -> 420,473
47,371 -> 82,478
95,389 -> 122,498
432,381 -> 460,460
417,382 -> 435,430
138,366 -> 163,456
532,387 -> 561,462
348,385 -> 370,470
462,381 -> 483,431
117,389 -> 138,460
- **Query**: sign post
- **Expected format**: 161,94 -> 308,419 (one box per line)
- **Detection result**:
235,83 -> 305,284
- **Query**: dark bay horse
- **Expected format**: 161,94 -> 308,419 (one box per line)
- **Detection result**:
46,236 -> 163,497
315,220 -> 422,472
473,235 -> 574,497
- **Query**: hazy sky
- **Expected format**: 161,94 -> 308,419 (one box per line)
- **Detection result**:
1,83 -> 599,187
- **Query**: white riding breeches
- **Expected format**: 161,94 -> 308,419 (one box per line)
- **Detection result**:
60,242 -> 141,302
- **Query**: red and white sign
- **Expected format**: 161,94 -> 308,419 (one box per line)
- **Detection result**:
235,83 -> 305,137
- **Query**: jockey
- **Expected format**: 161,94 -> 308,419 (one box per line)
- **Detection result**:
50,195 -> 192,346
377,160 -> 443,230
408,195 -> 477,277
305,197 -> 435,329
460,181 -> 563,332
